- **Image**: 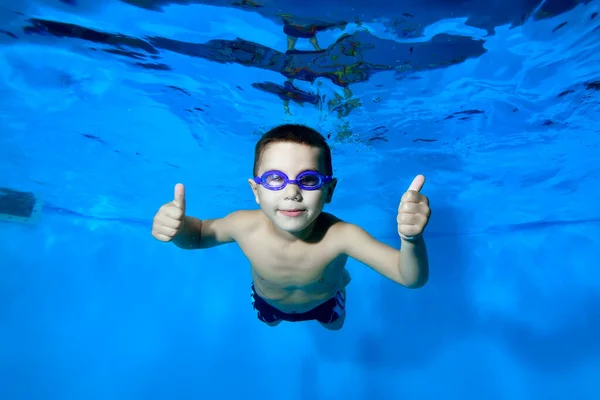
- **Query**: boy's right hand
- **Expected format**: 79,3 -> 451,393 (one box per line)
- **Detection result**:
152,183 -> 187,242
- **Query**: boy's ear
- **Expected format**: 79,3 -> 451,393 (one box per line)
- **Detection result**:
248,178 -> 260,204
325,178 -> 337,203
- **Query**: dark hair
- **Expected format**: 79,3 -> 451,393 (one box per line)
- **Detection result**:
253,124 -> 332,176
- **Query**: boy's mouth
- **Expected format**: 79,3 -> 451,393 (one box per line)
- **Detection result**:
279,209 -> 305,217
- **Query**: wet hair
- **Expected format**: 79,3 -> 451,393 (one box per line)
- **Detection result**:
253,124 -> 333,176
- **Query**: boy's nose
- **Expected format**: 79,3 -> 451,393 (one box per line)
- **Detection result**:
282,182 -> 302,200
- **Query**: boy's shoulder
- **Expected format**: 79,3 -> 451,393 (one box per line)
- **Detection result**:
317,213 -> 367,242
223,209 -> 264,236
226,209 -> 262,225
227,209 -> 261,218
316,212 -> 353,235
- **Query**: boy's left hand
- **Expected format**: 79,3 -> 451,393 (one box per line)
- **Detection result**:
397,175 -> 431,241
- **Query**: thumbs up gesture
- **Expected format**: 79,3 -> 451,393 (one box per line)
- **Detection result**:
397,175 -> 431,241
152,183 -> 187,242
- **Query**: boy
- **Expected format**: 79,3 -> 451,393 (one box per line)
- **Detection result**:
152,124 -> 431,330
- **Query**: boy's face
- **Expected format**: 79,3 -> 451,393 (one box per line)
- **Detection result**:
248,142 -> 337,236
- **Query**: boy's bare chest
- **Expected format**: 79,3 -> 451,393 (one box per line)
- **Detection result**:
237,232 -> 346,287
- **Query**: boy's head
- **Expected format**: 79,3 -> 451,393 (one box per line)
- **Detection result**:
248,124 -> 337,235
252,124 -> 332,177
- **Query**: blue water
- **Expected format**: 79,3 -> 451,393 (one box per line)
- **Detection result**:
1,0 -> 600,399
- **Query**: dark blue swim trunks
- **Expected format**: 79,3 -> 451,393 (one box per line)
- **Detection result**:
250,283 -> 345,324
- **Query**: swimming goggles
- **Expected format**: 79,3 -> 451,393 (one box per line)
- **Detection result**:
253,170 -> 332,191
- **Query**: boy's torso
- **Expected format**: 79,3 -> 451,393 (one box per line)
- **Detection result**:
234,210 -> 350,314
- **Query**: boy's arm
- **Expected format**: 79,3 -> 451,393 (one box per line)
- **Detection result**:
173,210 -> 251,250
338,174 -> 431,288
339,223 -> 429,288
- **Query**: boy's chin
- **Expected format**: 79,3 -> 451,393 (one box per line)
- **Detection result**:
273,214 -> 315,233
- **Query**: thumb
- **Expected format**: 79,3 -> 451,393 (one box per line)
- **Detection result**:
173,183 -> 186,211
408,174 -> 426,192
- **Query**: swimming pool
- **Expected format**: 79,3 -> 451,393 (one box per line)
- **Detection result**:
1,0 -> 599,399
